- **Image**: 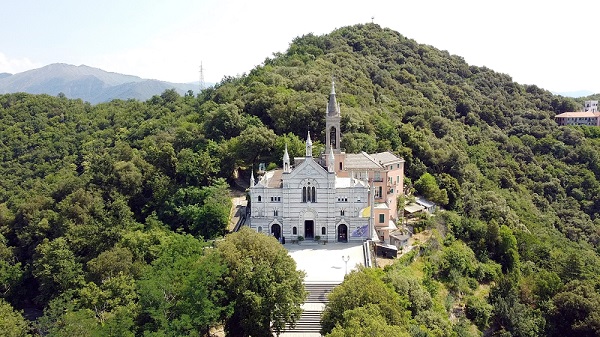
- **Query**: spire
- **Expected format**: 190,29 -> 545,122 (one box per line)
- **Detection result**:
283,143 -> 290,173
250,169 -> 255,187
328,144 -> 335,173
305,131 -> 313,157
326,78 -> 339,117
283,143 -> 290,162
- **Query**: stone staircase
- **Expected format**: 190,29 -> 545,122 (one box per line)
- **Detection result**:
305,283 -> 336,303
279,283 -> 338,336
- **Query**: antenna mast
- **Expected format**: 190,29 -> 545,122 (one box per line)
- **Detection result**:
199,62 -> 205,92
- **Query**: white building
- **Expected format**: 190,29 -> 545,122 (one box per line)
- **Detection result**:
249,81 -> 404,243
584,100 -> 598,112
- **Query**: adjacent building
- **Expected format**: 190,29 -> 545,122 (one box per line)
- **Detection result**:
248,81 -> 405,243
555,100 -> 600,126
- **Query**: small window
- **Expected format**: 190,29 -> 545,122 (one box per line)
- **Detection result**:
379,214 -> 385,223
258,226 -> 263,233
339,162 -> 343,170
340,209 -> 345,216
258,196 -> 262,202
293,227 -> 297,235
273,209 -> 278,216
321,227 -> 326,235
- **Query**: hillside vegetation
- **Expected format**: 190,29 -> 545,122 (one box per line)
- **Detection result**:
1,23 -> 599,336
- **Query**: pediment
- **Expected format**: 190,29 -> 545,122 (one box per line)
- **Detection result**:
287,157 -> 329,180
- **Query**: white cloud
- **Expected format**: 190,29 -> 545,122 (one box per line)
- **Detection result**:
0,52 -> 42,74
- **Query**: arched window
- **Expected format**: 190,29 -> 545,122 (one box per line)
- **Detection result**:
321,227 -> 326,235
257,226 -> 263,233
339,162 -> 343,171
330,127 -> 337,149
302,187 -> 306,203
311,186 -> 316,202
258,195 -> 262,202
307,186 -> 311,202
293,226 -> 297,235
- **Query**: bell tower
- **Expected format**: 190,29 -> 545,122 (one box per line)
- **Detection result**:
325,79 -> 341,154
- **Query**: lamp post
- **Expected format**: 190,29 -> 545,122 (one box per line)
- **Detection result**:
342,255 -> 350,275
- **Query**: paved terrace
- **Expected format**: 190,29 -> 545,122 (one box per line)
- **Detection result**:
286,241 -> 365,283
280,241 -> 365,337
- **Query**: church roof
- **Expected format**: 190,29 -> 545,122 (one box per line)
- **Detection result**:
255,169 -> 284,188
344,152 -> 382,170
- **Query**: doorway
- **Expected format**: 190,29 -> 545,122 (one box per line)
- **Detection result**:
304,220 -> 314,239
271,223 -> 281,241
337,224 -> 348,242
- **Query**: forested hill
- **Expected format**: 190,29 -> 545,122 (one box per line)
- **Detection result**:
1,23 -> 600,336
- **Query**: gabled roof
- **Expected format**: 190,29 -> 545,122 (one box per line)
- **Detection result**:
286,156 -> 329,181
370,151 -> 404,165
344,152 -> 382,170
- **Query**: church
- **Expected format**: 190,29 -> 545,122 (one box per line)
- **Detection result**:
248,81 -> 405,243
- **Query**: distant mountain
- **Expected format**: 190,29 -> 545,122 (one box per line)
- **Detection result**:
553,90 -> 595,98
0,63 -> 199,104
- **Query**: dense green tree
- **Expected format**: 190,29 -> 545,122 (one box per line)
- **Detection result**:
203,103 -> 245,141
0,234 -> 22,297
33,237 -> 84,304
489,277 -> 545,337
165,179 -> 231,239
321,267 -> 410,335
465,295 -> 493,331
326,304 -> 409,337
0,298 -> 31,337
138,233 -> 227,336
550,280 -> 600,337
86,246 -> 135,283
232,125 -> 277,165
383,267 -> 432,316
216,227 -> 306,337
414,172 -> 449,206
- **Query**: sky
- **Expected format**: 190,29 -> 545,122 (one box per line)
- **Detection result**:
1,0 -> 598,94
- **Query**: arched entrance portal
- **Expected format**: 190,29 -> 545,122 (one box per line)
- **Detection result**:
337,224 -> 348,242
271,224 -> 281,241
304,220 -> 314,239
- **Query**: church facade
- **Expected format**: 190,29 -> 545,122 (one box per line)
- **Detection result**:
248,81 -> 405,243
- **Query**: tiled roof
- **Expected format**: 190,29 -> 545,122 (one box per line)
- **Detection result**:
344,152 -> 382,170
370,151 -> 403,165
555,111 -> 600,118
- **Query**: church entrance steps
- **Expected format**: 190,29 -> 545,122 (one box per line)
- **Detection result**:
284,310 -> 322,334
304,283 -> 338,303
279,282 -> 339,336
